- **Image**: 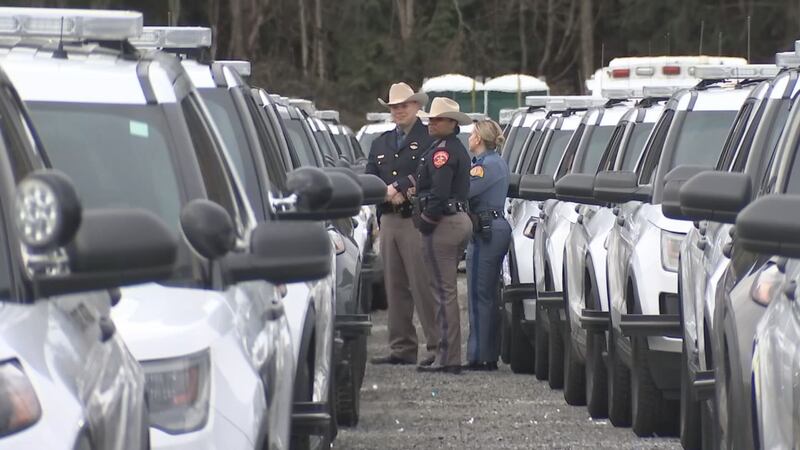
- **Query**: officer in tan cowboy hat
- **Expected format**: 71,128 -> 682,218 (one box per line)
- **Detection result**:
413,97 -> 473,373
367,82 -> 440,366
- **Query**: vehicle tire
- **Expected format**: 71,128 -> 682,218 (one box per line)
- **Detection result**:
680,342 -> 702,449
547,310 -> 565,389
534,302 -> 549,380
563,332 -> 586,405
290,310 -> 316,450
370,280 -> 387,311
607,328 -> 631,427
631,336 -> 662,437
510,297 -> 535,373
335,340 -> 361,427
500,305 -> 512,365
585,330 -> 608,418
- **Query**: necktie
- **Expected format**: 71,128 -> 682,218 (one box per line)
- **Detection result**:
396,129 -> 405,148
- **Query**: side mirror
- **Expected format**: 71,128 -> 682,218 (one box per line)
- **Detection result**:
507,173 -> 522,198
661,165 -> 713,220
555,173 -> 597,204
32,209 -> 178,296
325,166 -> 386,205
15,170 -> 81,251
518,174 -> 555,201
287,167 -> 334,211
736,194 -> 800,257
222,220 -> 332,284
593,171 -> 651,204
180,199 -> 236,260
324,171 -> 364,217
679,171 -> 752,223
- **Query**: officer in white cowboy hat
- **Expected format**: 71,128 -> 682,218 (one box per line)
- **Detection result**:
413,97 -> 473,374
368,82 -> 441,367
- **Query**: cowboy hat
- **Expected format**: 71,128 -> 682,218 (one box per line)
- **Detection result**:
378,82 -> 429,107
417,97 -> 472,125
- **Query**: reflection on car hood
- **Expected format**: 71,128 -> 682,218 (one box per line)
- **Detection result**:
112,283 -> 235,361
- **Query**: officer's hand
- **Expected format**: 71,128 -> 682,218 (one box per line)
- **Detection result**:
385,185 -> 398,202
407,187 -> 416,196
390,193 -> 406,205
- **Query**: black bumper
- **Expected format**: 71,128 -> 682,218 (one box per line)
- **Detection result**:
619,314 -> 681,337
693,369 -> 715,401
502,282 -> 536,303
579,309 -> 609,333
335,314 -> 372,339
292,401 -> 331,436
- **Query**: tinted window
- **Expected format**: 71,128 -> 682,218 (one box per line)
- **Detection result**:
199,88 -> 264,219
669,110 -> 737,170
284,119 -> 320,167
505,126 -> 532,170
333,134 -> 353,161
28,102 -> 183,229
539,130 -> 573,176
578,126 -> 614,173
621,123 -> 654,170
350,136 -> 365,160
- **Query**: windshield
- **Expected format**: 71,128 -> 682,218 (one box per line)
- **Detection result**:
539,130 -> 573,176
27,102 -> 183,230
284,119 -> 320,167
199,88 -> 264,218
620,123 -> 654,170
668,110 -> 737,170
578,126 -> 614,173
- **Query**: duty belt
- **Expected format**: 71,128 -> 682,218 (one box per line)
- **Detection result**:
476,209 -> 502,220
378,202 -> 413,217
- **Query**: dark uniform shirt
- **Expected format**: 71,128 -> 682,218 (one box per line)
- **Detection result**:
416,130 -> 471,221
468,149 -> 510,213
365,118 -> 433,199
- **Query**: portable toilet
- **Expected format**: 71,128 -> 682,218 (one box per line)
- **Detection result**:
422,74 -> 485,114
483,74 -> 549,121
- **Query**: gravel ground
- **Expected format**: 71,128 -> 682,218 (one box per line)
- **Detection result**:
336,276 -> 681,449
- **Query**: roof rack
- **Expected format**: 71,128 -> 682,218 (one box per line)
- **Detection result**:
129,26 -> 211,49
525,96 -> 549,107
600,87 -> 642,100
289,98 -> 316,115
690,64 -> 779,80
215,60 -> 251,77
0,7 -> 142,41
316,110 -> 340,122
366,112 -> 392,122
641,85 -> 685,98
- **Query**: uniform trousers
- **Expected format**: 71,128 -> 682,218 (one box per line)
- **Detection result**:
380,213 -> 440,361
420,212 -> 473,367
465,217 -> 512,364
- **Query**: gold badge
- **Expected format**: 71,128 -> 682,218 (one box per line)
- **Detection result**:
470,165 -> 485,178
410,142 -> 419,150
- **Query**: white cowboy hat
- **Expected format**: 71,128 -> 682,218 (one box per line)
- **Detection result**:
378,82 -> 429,107
417,97 -> 472,125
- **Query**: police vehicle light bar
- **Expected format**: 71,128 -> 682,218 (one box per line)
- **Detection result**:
498,109 -> 516,125
316,110 -> 340,122
0,7 -> 142,40
525,96 -> 549,107
600,88 -> 642,100
365,112 -> 392,122
691,64 -> 779,80
776,51 -> 800,69
641,85 -> 684,98
216,60 -> 251,77
130,26 -> 212,49
289,98 -> 316,115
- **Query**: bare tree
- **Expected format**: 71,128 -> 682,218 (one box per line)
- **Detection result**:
168,0 -> 181,25
299,0 -> 309,77
579,0 -> 593,88
396,0 -> 415,43
519,0 -> 527,72
313,0 -> 325,81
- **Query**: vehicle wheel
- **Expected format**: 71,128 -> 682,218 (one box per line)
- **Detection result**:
563,332 -> 586,404
631,336 -> 664,437
336,340 -> 361,427
534,302 -> 549,380
370,280 -> 387,311
510,298 -> 535,373
680,342 -> 702,449
290,347 -> 313,450
585,330 -> 608,418
500,305 -> 512,364
547,310 -> 564,389
607,328 -> 631,427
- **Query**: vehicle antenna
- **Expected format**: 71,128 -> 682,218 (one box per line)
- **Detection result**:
53,16 -> 67,59
698,20 -> 705,55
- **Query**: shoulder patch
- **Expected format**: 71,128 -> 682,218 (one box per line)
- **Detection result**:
470,165 -> 485,178
432,150 -> 449,168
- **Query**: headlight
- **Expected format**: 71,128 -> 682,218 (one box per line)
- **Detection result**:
329,230 -> 346,255
660,230 -> 684,272
750,263 -> 783,306
143,350 -> 210,434
0,360 -> 41,436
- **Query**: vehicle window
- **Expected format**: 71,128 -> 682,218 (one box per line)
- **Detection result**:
349,136 -> 365,160
621,123 -> 654,171
505,126 -> 532,171
199,88 -> 265,220
0,88 -> 37,182
244,95 -> 289,191
180,95 -> 241,227
538,130 -> 573,176
743,101 -> 791,176
519,129 -> 542,174
638,110 -> 674,184
313,129 -> 339,166
716,103 -> 753,171
556,124 -> 584,179
284,119 -> 321,167
668,110 -> 737,170
597,124 -> 624,172
333,134 -> 353,161
502,125 -> 520,163
578,126 -> 614,173
27,102 -> 183,230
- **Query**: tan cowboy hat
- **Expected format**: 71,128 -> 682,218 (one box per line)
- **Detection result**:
378,82 -> 429,107
417,97 -> 472,125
